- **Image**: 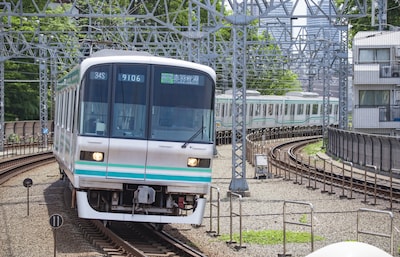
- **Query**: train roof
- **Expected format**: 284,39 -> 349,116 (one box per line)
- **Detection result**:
217,90 -> 339,101
82,49 -> 215,79
90,49 -> 152,57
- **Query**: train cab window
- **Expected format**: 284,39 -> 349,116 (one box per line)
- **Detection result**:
312,104 -> 318,115
150,66 -> 215,143
80,65 -> 111,136
111,64 -> 147,139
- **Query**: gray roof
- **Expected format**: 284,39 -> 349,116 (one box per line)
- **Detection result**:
353,31 -> 400,47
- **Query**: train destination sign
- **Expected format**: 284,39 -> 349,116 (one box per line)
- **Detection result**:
161,73 -> 203,86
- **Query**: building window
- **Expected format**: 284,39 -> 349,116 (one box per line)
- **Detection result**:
358,48 -> 390,63
359,90 -> 389,107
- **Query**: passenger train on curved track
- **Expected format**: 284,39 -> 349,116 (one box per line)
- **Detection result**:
53,49 -> 339,227
215,90 -> 339,133
53,50 -> 216,226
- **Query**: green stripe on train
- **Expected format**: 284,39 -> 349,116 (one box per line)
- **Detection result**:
75,161 -> 211,173
74,169 -> 211,182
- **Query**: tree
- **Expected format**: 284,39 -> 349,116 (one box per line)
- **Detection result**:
337,0 -> 400,44
3,4 -> 77,121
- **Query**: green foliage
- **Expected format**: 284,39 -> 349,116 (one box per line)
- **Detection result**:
299,214 -> 308,224
219,229 -> 324,245
303,141 -> 324,156
336,0 -> 400,46
4,4 -> 78,121
8,133 -> 20,143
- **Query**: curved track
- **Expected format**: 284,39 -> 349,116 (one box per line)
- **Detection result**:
0,151 -> 55,184
267,137 -> 400,205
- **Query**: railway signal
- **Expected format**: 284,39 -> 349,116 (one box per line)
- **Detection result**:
23,178 -> 33,216
49,214 -> 64,257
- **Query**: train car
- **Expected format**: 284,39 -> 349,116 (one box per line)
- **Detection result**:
53,49 -> 216,225
215,90 -> 339,131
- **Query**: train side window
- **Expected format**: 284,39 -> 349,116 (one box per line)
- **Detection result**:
312,104 -> 318,115
284,104 -> 288,115
56,94 -> 62,126
249,104 -> 253,117
297,104 -> 304,115
221,103 -> 225,117
290,104 -> 295,116
66,90 -> 71,131
306,104 -> 310,115
255,104 -> 261,116
275,104 -> 280,116
216,103 -> 220,117
62,93 -> 66,128
328,104 -> 332,114
263,104 -> 267,116
268,104 -> 273,116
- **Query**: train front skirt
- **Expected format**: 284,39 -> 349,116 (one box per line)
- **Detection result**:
76,191 -> 207,225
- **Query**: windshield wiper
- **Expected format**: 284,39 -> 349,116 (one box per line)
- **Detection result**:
181,126 -> 205,148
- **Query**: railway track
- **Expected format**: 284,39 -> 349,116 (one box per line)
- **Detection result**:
0,151 -> 55,184
267,137 -> 400,206
0,152 -> 207,257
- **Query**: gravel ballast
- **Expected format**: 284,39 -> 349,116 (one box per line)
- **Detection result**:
1,145 -> 399,257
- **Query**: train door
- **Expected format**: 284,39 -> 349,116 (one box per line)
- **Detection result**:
305,104 -> 311,124
289,104 -> 295,123
106,64 -> 148,181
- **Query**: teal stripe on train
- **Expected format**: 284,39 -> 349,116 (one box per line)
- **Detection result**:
74,161 -> 212,182
75,161 -> 211,173
74,169 -> 211,182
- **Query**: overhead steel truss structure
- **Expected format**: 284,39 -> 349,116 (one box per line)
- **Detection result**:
0,0 -> 370,193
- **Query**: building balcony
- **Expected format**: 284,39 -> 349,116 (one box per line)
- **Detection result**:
353,105 -> 400,129
353,62 -> 400,85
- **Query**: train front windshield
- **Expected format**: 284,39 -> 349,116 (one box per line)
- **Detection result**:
79,63 -> 215,144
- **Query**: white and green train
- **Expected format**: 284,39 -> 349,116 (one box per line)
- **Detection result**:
215,90 -> 339,131
53,50 -> 216,226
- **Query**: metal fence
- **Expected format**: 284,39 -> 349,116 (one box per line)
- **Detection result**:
327,127 -> 400,172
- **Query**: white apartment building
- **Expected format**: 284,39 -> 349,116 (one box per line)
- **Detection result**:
352,31 -> 400,135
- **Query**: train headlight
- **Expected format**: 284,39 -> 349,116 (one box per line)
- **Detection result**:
92,152 -> 104,162
80,151 -> 104,162
187,157 -> 199,167
187,157 -> 211,168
